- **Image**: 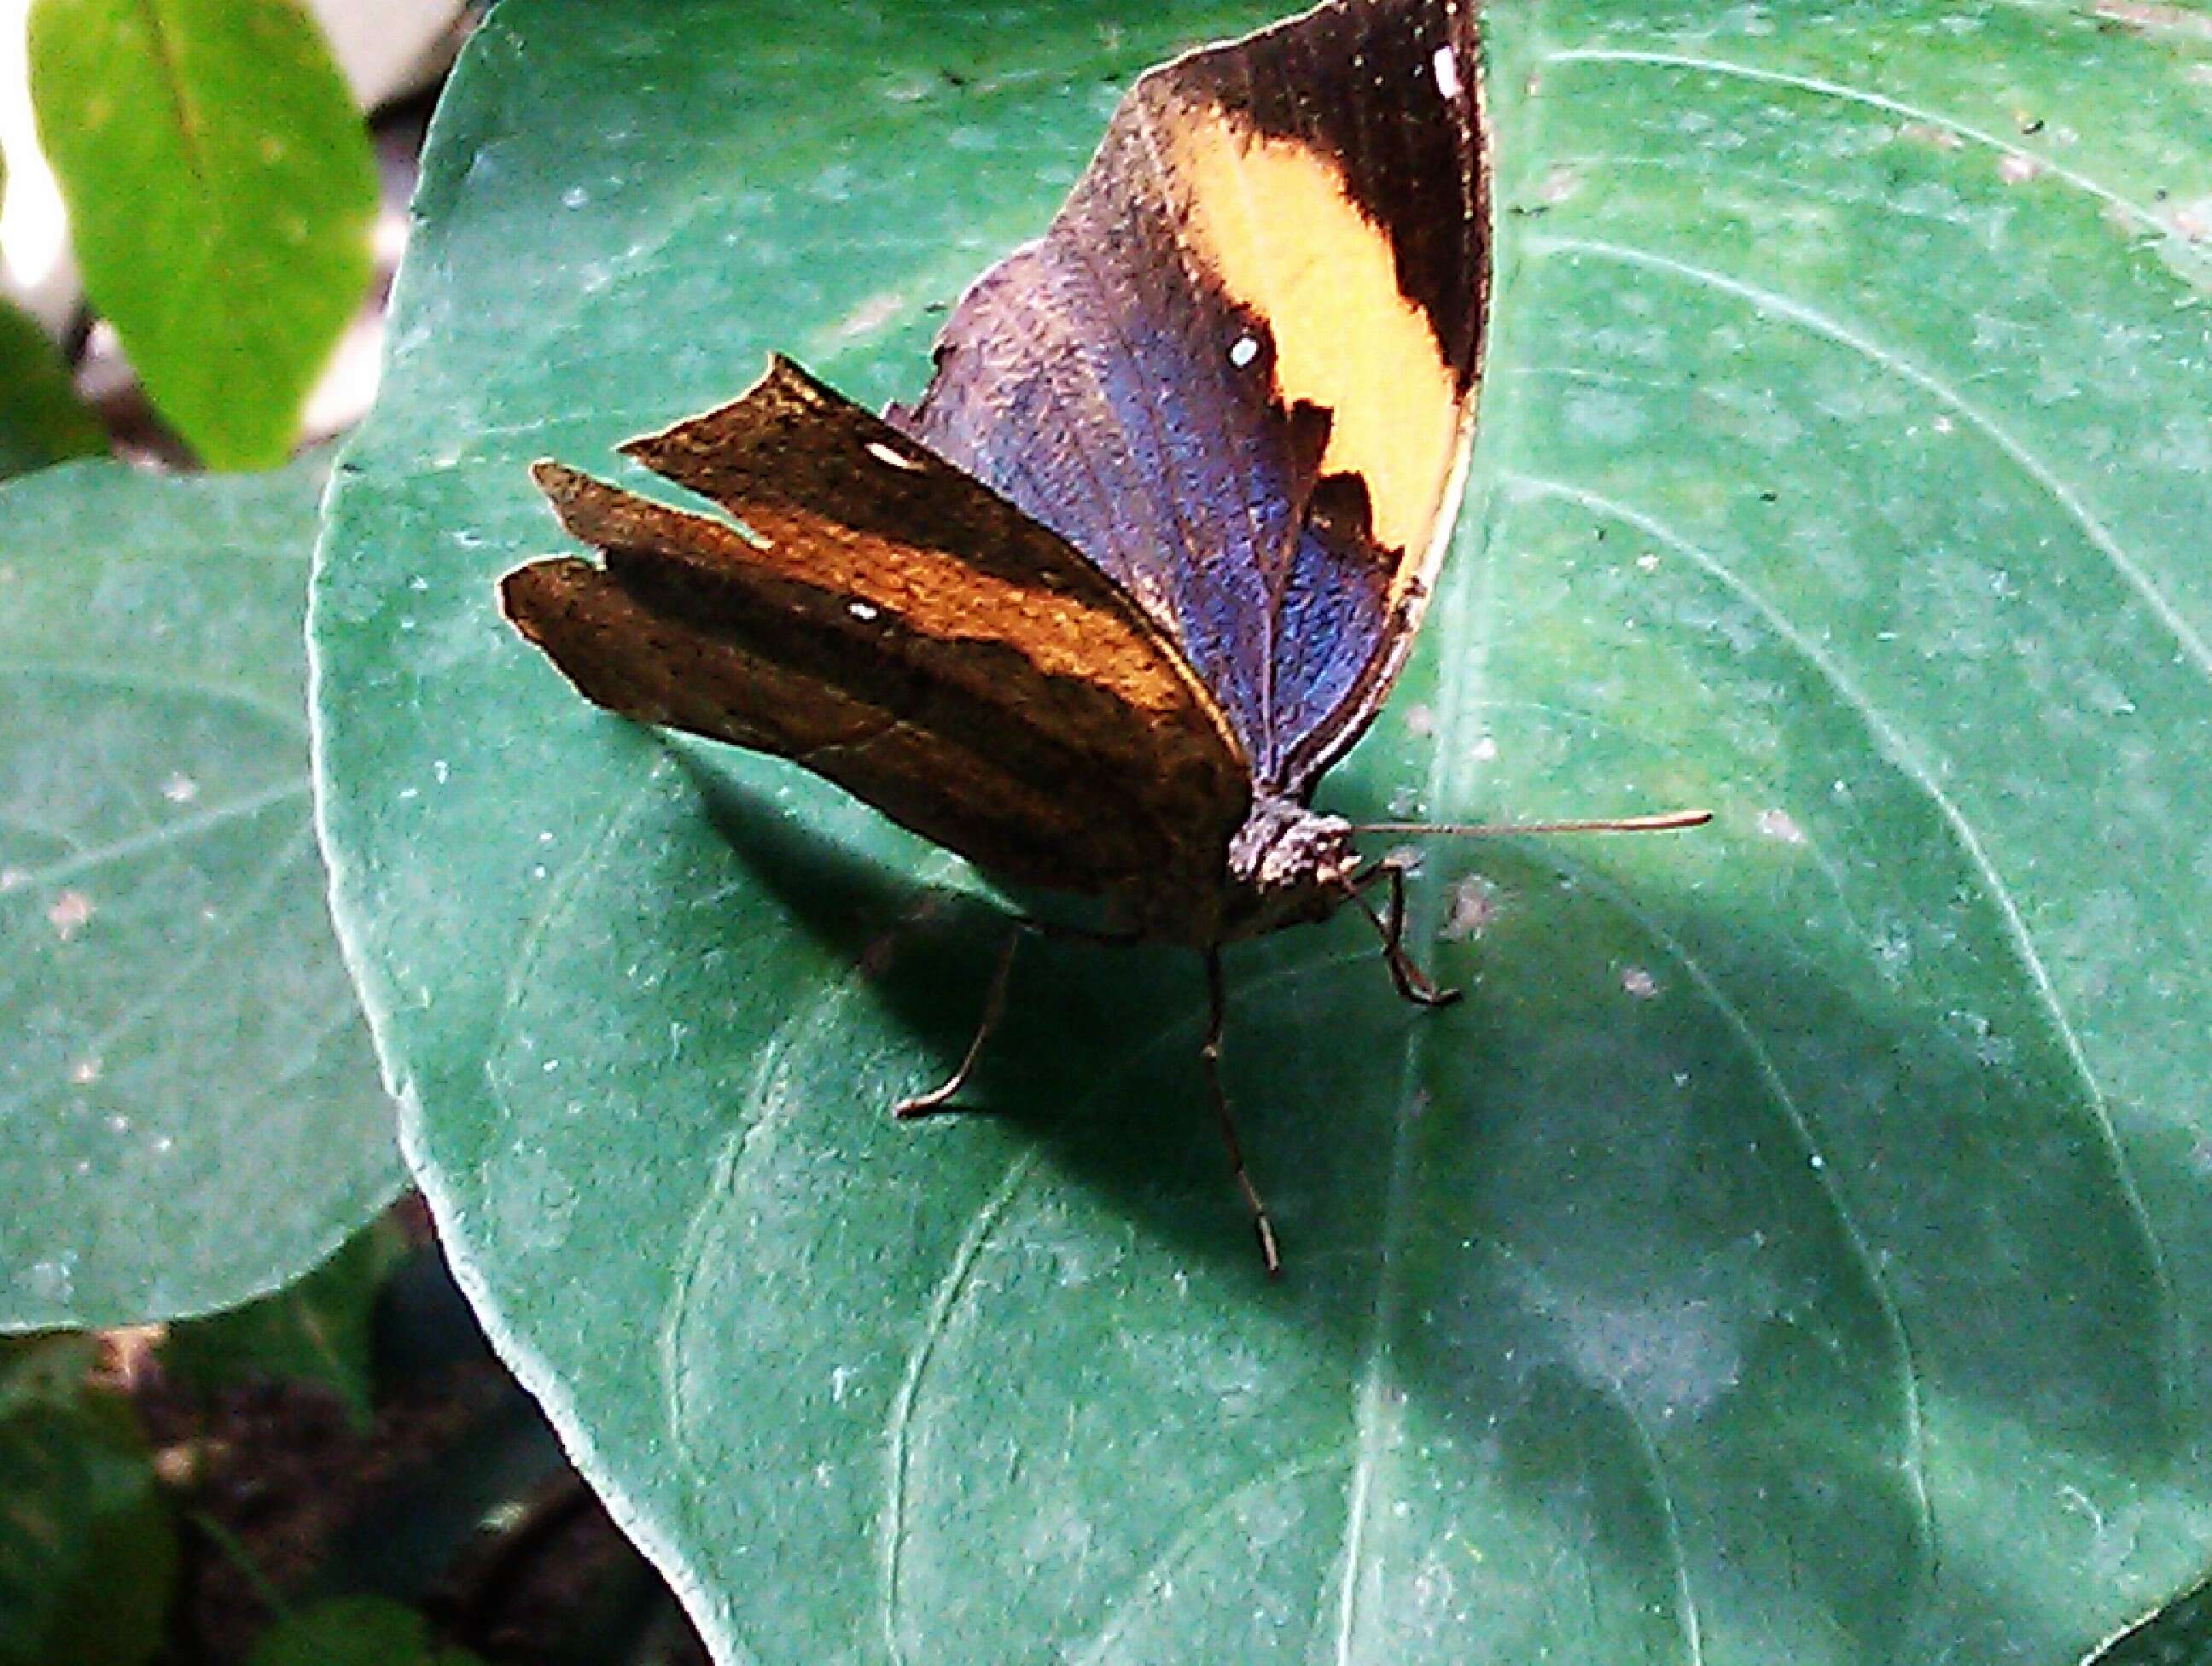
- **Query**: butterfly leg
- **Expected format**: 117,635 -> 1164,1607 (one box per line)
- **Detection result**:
1348,863 -> 1462,1009
1201,950 -> 1283,1278
894,923 -> 1029,1118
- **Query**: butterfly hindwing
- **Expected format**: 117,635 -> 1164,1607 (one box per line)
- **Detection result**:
889,0 -> 1489,795
502,358 -> 1251,933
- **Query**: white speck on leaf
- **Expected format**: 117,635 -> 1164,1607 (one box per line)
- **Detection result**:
1441,875 -> 1497,941
1621,966 -> 1658,999
1756,807 -> 1806,845
832,291 -> 905,341
161,772 -> 199,803
26,1258 -> 73,1304
69,1057 -> 102,1086
48,890 -> 94,941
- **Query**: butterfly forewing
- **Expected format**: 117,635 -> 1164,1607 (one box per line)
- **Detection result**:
503,359 -> 1251,930
888,0 -> 1488,795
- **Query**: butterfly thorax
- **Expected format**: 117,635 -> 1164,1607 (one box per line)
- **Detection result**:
1214,794 -> 1359,944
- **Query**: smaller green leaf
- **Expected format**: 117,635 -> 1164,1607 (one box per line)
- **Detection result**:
26,0 -> 375,469
245,1596 -> 486,1666
0,305 -> 103,480
164,1217 -> 406,1428
0,1336 -> 97,1418
0,1406 -> 94,1662
0,457 -> 402,1332
0,1390 -> 174,1666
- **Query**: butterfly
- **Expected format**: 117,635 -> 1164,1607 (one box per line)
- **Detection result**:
500,0 -> 1702,1272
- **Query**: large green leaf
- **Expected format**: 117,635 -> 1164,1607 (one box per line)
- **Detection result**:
0,459 -> 401,1329
26,0 -> 376,469
312,0 -> 2212,1660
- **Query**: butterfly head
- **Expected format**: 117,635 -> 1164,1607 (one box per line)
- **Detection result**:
1221,794 -> 1362,940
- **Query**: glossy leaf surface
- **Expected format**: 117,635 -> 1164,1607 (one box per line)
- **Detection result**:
0,459 -> 401,1329
313,1 -> 2212,1660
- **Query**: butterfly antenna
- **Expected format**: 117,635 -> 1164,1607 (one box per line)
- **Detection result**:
1348,808 -> 1712,839
1200,950 -> 1282,1278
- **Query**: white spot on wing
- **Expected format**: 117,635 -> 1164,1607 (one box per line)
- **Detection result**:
848,601 -> 880,621
865,440 -> 923,472
1432,44 -> 1462,99
1229,334 -> 1259,368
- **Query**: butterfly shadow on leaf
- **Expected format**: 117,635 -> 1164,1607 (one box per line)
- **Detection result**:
667,733 -> 2184,1658
664,733 -> 1435,1280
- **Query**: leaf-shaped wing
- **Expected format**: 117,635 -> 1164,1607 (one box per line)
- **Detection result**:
890,0 -> 1489,793
503,358 -> 1250,937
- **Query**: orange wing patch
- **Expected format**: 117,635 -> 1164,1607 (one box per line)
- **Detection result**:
1164,109 -> 1462,574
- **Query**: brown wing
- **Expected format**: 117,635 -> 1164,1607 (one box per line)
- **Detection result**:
888,0 -> 1489,795
501,358 -> 1251,933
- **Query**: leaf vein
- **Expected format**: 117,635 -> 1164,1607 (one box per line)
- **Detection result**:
1506,469 -> 2180,1430
1,779 -> 306,892
1529,234 -> 2212,688
1540,47 -> 2165,230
